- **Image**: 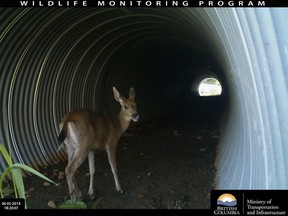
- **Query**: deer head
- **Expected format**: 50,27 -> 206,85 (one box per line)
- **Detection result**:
113,87 -> 139,122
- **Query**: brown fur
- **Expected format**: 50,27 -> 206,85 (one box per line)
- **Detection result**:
58,87 -> 139,200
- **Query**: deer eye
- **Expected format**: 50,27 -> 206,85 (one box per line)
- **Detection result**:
124,105 -> 129,109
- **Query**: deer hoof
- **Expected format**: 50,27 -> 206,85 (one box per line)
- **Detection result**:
88,194 -> 95,200
117,189 -> 124,194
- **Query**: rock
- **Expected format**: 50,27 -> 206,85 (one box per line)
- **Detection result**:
58,175 -> 64,180
28,187 -> 35,192
53,169 -> 59,173
58,171 -> 65,176
43,182 -> 51,187
48,200 -> 57,209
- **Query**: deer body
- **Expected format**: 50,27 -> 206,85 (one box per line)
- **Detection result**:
58,87 -> 139,200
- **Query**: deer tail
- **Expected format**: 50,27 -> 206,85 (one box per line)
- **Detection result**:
57,122 -> 68,151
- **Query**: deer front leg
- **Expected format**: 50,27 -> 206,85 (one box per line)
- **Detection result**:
106,146 -> 123,194
87,151 -> 95,200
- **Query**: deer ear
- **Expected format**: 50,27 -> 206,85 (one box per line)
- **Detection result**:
113,87 -> 122,103
129,87 -> 135,100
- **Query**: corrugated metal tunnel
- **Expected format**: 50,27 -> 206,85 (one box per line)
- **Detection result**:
1,7 -> 288,190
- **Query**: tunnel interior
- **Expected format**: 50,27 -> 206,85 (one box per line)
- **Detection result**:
1,7 -> 228,163
1,7 -> 288,205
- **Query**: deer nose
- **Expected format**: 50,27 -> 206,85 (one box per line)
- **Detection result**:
132,113 -> 140,122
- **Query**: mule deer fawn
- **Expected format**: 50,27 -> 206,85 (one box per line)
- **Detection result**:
58,87 -> 139,200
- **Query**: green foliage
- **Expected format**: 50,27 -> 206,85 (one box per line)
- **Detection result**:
0,108 -> 57,208
58,197 -> 103,209
202,78 -> 221,85
91,197 -> 103,209
0,143 -> 58,209
1,184 -> 14,197
58,200 -> 87,209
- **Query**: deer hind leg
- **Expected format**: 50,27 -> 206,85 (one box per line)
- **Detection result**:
65,145 -> 88,200
87,151 -> 95,200
106,146 -> 123,194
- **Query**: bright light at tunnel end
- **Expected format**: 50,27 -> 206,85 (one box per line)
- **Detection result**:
198,78 -> 222,97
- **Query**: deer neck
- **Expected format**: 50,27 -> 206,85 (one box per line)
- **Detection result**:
117,110 -> 131,134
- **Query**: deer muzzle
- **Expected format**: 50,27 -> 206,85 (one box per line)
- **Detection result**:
132,113 -> 140,122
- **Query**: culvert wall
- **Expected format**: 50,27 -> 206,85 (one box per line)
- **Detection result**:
0,7 -> 288,189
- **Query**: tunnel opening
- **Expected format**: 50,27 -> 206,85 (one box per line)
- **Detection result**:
2,7 -> 288,209
198,77 -> 222,97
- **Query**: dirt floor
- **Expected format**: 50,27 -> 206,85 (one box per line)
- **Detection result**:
19,114 -> 219,209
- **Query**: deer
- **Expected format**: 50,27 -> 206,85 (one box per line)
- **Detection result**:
57,87 -> 139,200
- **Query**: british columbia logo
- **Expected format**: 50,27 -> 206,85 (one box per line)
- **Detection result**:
217,193 -> 237,206
214,193 -> 240,215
